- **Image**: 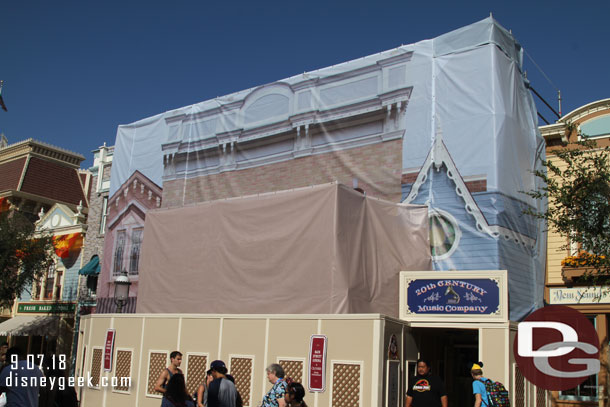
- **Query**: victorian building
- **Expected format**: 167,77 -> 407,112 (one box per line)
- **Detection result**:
0,137 -> 90,357
540,98 -> 610,406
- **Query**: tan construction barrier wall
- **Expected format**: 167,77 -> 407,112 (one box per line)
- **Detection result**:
76,313 -> 417,407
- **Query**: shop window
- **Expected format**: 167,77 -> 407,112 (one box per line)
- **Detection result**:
43,264 -> 56,300
54,271 -> 62,300
559,315 -> 598,401
86,275 -> 98,298
129,228 -> 143,275
100,196 -> 108,235
113,231 -> 126,276
32,279 -> 42,301
429,209 -> 461,260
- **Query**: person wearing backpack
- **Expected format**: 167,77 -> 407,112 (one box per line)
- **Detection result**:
470,362 -> 510,407
470,362 -> 490,407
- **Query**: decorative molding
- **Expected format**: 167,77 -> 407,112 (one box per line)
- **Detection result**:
161,53 -> 413,180
0,138 -> 84,167
403,131 -> 536,249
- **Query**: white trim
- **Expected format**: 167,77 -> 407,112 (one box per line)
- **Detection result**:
111,347 -> 134,395
229,354 -> 255,407
134,317 -> 146,406
371,319 -> 382,407
559,98 -> 610,124
145,350 -> 169,399
403,132 -> 536,249
217,317 -> 224,360
329,360 -> 364,407
261,318 -> 270,400
177,317 -> 182,352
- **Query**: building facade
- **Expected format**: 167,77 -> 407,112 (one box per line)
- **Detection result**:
80,17 -> 546,407
0,138 -> 90,356
540,98 -> 610,406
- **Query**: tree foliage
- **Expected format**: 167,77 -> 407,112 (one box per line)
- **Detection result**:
0,210 -> 55,308
526,137 -> 610,279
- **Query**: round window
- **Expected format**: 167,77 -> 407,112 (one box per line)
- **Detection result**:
429,210 -> 460,260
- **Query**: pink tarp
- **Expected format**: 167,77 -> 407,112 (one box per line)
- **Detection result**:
136,183 -> 431,316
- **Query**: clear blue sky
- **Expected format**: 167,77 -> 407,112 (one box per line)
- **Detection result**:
2,0 -> 609,168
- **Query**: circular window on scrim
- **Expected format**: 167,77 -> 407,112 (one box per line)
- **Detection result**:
429,209 -> 461,260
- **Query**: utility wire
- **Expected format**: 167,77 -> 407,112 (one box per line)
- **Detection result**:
523,48 -> 559,91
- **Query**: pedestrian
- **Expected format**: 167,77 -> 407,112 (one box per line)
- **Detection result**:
225,374 -> 243,407
196,369 -> 214,407
207,360 -> 237,407
405,359 -> 447,407
38,354 -> 78,407
471,362 -> 489,407
0,347 -> 44,407
261,363 -> 287,407
155,351 -> 184,401
284,381 -> 307,407
162,373 -> 195,407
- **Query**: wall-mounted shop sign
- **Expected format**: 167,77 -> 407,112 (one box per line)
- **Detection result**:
549,286 -> 610,305
399,270 -> 508,322
103,329 -> 116,372
17,302 -> 76,314
308,335 -> 327,392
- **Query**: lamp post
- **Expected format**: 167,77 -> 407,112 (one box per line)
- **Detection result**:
113,271 -> 131,313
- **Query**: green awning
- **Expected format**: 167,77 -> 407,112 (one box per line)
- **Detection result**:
79,255 -> 100,276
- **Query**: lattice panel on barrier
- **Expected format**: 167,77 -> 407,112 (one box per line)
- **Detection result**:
279,360 -> 303,384
147,352 -> 168,396
514,365 -> 525,407
536,386 -> 547,407
186,355 -> 207,396
230,357 -> 253,406
332,363 -> 360,407
114,350 -> 132,392
90,348 -> 103,387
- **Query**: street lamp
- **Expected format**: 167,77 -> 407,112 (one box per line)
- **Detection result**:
113,270 -> 131,313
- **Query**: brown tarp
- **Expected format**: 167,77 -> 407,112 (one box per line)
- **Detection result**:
136,183 -> 431,317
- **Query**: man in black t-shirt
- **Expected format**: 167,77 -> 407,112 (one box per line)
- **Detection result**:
207,360 -> 237,407
406,359 -> 448,407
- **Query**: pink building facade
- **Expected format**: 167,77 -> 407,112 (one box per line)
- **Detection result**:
95,170 -> 162,313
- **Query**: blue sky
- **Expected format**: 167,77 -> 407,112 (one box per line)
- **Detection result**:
1,0 -> 609,168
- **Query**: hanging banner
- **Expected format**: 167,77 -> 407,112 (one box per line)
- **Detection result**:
52,233 -> 83,258
103,329 -> 116,372
308,335 -> 327,392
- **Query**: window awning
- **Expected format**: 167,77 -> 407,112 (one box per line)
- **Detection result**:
79,255 -> 100,276
0,315 -> 60,336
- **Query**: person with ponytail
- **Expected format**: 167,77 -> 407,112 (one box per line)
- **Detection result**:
470,362 -> 489,407
283,379 -> 307,407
